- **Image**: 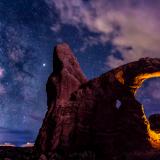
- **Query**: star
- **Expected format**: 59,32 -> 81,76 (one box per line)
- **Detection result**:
42,63 -> 46,67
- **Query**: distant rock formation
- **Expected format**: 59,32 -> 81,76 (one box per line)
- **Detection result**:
35,43 -> 160,160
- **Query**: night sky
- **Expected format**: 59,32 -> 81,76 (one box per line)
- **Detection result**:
0,0 -> 160,146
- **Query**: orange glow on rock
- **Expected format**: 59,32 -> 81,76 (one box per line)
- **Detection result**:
148,129 -> 160,149
131,72 -> 160,94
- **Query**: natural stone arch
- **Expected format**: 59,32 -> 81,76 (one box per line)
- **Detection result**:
113,57 -> 160,94
35,43 -> 160,159
112,57 -> 160,149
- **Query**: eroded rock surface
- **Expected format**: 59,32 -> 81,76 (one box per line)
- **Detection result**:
35,43 -> 160,160
35,43 -> 87,157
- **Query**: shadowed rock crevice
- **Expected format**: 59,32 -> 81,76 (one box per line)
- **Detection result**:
149,114 -> 160,132
35,43 -> 160,160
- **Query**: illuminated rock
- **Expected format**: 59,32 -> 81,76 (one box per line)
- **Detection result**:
0,143 -> 16,147
21,142 -> 34,148
35,44 -> 160,160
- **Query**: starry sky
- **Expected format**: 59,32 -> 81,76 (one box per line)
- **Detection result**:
0,0 -> 160,146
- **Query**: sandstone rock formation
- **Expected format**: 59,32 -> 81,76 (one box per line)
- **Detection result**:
35,43 -> 160,160
35,43 -> 87,158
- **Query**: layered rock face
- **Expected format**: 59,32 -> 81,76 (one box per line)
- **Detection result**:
35,43 -> 160,160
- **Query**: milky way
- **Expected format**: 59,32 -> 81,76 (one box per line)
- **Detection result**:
0,0 -> 160,146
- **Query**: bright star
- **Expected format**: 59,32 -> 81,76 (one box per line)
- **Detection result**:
42,63 -> 46,67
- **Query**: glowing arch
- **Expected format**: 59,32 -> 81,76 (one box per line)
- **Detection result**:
114,57 -> 160,148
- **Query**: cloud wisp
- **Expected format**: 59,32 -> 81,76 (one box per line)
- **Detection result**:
47,0 -> 160,68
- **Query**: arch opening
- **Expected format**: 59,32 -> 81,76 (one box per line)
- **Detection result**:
135,77 -> 160,148
116,100 -> 121,109
136,78 -> 160,119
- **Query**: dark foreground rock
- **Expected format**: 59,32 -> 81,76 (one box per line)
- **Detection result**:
34,43 -> 160,160
0,146 -> 34,160
1,146 -> 160,160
